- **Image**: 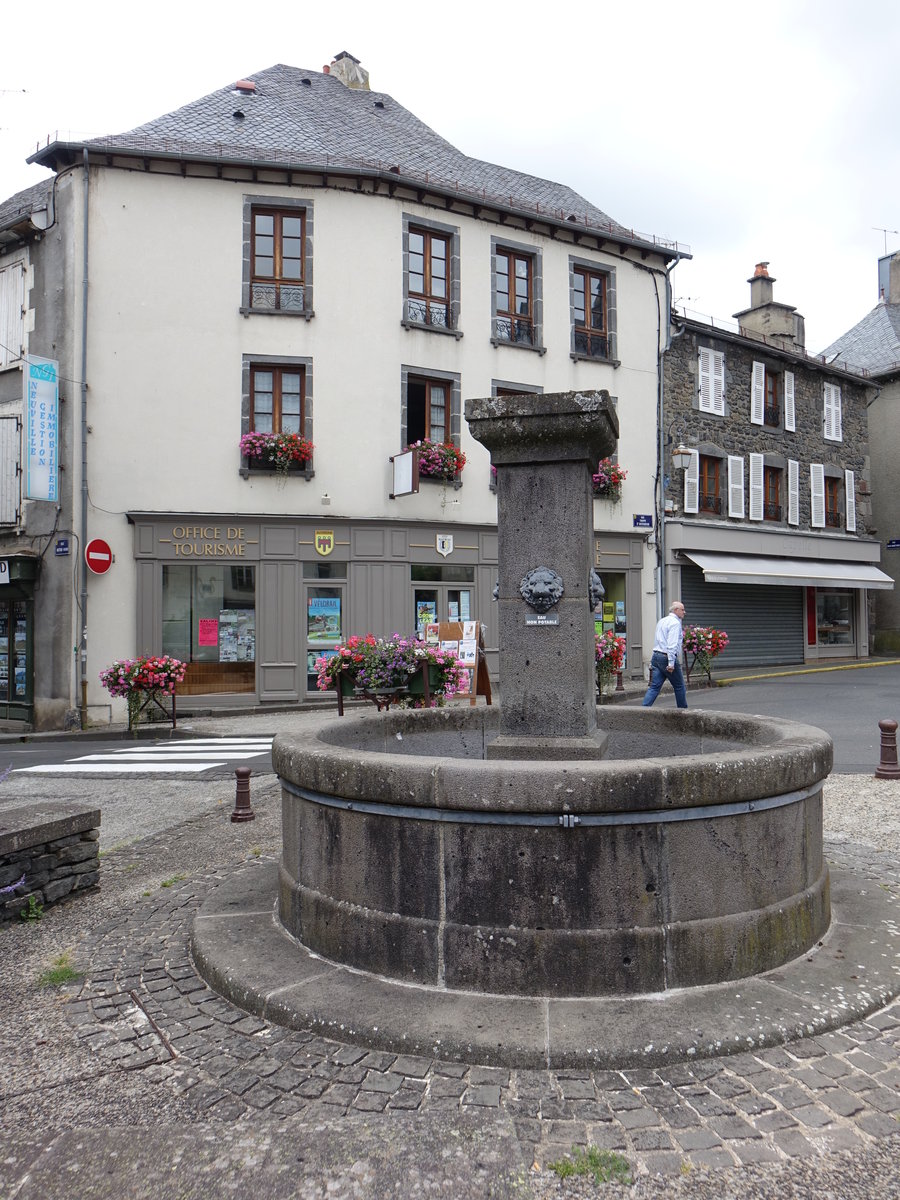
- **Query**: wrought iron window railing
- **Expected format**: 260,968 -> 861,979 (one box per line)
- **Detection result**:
251,283 -> 305,313
764,404 -> 780,426
574,330 -> 609,359
406,299 -> 450,328
494,315 -> 534,346
698,494 -> 723,514
764,502 -> 782,521
825,510 -> 841,528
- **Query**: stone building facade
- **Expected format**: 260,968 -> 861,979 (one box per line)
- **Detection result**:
661,266 -> 888,668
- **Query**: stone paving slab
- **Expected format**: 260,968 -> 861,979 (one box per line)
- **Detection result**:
191,859 -> 900,1069
0,1113 -> 531,1199
5,788 -> 900,1197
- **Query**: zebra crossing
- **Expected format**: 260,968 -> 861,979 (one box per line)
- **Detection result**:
13,737 -> 274,776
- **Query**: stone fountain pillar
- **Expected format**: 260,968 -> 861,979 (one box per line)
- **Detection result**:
466,390 -> 618,760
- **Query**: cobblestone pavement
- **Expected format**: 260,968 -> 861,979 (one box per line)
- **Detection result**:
4,778 -> 900,1197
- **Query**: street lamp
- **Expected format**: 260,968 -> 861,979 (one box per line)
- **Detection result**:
671,442 -> 693,472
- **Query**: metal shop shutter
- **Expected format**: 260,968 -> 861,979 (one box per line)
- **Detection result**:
680,564 -> 804,667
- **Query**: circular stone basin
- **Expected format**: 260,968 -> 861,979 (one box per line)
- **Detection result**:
272,705 -> 832,999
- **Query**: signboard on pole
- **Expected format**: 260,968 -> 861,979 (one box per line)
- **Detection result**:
85,538 -> 113,575
24,357 -> 59,502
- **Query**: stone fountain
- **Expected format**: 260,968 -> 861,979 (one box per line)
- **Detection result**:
271,392 -> 831,999
189,389 -> 900,1068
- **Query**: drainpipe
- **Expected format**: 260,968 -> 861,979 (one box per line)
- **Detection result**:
657,266 -> 688,619
79,150 -> 90,728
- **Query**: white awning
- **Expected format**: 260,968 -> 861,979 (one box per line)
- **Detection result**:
682,551 -> 894,590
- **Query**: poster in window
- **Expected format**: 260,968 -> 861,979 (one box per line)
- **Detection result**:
615,601 -> 626,634
448,601 -> 459,621
198,618 -> 219,647
219,609 -> 256,662
416,599 -> 437,632
307,596 -> 342,645
460,592 -> 471,620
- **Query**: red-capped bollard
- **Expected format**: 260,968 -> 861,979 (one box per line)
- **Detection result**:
875,719 -> 900,780
231,766 -> 256,822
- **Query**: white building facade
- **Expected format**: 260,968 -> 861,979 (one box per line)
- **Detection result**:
0,57 -> 684,726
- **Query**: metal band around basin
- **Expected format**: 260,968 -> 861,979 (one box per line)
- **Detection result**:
281,777 -> 823,827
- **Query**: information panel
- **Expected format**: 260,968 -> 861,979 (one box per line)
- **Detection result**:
25,356 -> 59,501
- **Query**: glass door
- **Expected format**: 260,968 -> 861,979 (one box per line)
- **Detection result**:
306,584 -> 345,690
0,598 -> 32,720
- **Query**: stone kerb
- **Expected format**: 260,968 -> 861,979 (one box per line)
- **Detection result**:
0,801 -> 101,920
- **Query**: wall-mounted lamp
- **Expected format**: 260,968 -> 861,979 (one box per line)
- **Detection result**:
671,442 -> 693,472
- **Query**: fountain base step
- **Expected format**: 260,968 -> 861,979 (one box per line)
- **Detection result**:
192,859 -> 900,1070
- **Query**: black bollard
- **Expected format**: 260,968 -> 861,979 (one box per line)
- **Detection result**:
875,719 -> 900,780
231,766 -> 256,822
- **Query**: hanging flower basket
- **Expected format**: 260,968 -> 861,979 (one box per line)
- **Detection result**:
592,457 -> 627,500
682,625 -> 730,685
315,635 -> 467,708
595,631 -> 626,699
406,439 -> 467,479
240,432 -> 314,476
99,655 -> 186,730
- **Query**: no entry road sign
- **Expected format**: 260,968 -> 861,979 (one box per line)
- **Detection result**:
85,538 -> 113,575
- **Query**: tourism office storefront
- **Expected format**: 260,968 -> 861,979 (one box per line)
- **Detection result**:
127,513 -> 650,703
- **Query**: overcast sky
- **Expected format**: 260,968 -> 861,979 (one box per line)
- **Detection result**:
2,0 -> 897,352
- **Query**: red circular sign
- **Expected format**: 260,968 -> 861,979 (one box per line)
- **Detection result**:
85,537 -> 113,575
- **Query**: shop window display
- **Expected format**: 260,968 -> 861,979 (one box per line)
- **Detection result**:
162,564 -> 256,693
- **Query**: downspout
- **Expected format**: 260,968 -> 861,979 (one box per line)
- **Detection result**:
657,264 -> 688,619
79,150 -> 89,728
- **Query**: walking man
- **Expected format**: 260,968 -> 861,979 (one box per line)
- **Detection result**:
642,600 -> 688,709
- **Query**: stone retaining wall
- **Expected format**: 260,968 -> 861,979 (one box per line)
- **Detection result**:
0,802 -> 101,921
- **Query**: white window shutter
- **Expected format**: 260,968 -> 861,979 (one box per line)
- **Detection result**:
787,459 -> 799,525
845,469 -> 856,532
684,449 -> 699,513
810,463 -> 825,527
712,349 -> 725,415
698,348 -> 712,412
824,383 -> 843,442
727,455 -> 745,518
748,453 -> 764,520
0,416 -> 20,525
784,371 -> 795,431
0,262 -> 25,370
751,362 -> 765,425
833,386 -> 842,441
823,385 -> 833,440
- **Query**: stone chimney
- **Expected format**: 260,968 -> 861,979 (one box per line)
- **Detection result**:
878,250 -> 900,304
733,262 -> 805,349
329,51 -> 370,90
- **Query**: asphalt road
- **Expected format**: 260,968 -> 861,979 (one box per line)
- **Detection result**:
642,661 -> 900,773
0,735 -> 274,779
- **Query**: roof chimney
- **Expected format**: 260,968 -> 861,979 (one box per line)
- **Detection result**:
733,262 -> 805,349
329,51 -> 370,90
234,79 -> 257,95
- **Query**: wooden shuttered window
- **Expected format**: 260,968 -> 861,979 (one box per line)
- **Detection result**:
823,383 -> 842,442
684,449 -> 699,513
698,348 -> 725,415
0,261 -> 25,369
787,459 -> 799,525
750,362 -> 765,426
727,455 -> 745,518
748,453 -> 764,520
0,416 -> 20,525
810,463 -> 826,527
845,469 -> 856,532
784,372 -> 796,431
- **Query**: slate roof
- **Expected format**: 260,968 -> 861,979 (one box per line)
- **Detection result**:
820,303 -> 900,378
0,179 -> 53,234
27,63 -> 683,255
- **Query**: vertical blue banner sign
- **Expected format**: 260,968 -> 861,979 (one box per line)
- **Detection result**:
25,356 -> 59,502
